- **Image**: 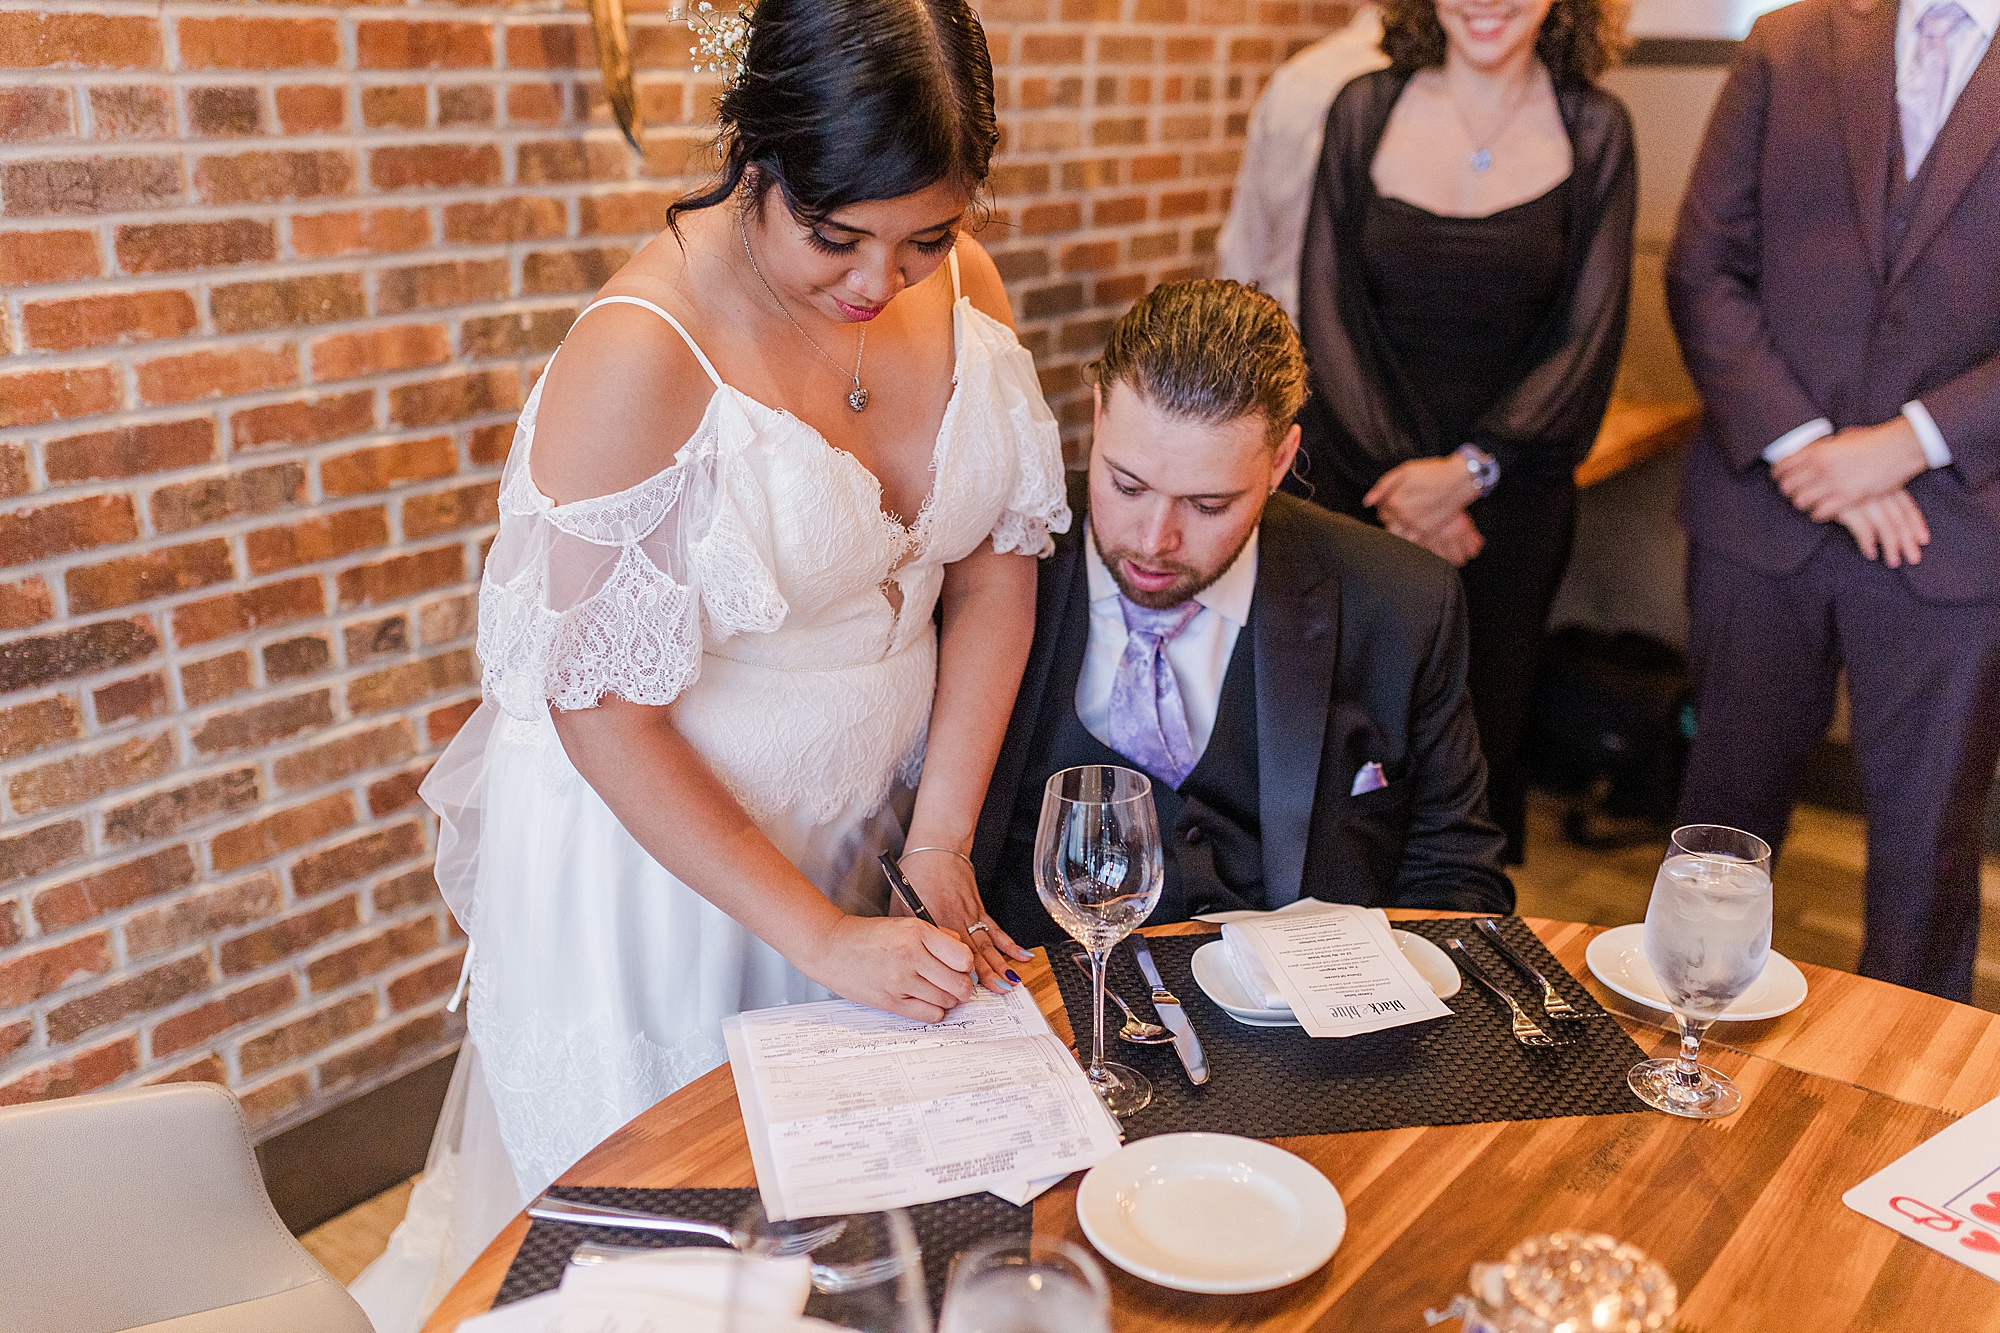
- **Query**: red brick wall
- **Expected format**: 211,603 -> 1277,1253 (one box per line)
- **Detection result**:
0,0 -> 1344,1135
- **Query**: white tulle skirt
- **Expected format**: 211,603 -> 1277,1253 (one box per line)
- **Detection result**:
349,709 -> 904,1332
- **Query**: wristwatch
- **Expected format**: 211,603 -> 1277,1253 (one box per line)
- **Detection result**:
1454,444 -> 1500,499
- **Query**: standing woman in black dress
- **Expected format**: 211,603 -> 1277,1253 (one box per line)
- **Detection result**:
1293,0 -> 1635,862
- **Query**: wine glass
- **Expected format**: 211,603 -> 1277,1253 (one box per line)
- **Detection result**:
1627,824 -> 1774,1119
936,1235 -> 1111,1333
1033,764 -> 1163,1118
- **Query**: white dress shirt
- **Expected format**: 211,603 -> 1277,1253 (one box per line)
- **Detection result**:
1214,6 -> 1387,320
1076,525 -> 1259,768
1761,0 -> 1997,470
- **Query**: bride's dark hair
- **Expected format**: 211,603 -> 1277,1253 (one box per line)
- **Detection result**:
666,0 -> 999,233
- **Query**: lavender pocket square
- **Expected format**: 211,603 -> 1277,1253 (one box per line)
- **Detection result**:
1350,761 -> 1387,796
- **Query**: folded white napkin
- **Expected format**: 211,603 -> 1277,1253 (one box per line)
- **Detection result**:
457,1250 -> 835,1333
1220,923 -> 1290,1010
562,1249 -> 812,1313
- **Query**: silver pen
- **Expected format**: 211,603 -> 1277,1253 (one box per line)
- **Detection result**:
877,851 -> 936,925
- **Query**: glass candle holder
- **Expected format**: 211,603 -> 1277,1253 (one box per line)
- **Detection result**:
1425,1231 -> 1677,1333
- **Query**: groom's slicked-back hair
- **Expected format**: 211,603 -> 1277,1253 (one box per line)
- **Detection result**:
1086,279 -> 1309,447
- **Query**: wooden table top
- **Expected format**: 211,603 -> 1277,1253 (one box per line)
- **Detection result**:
424,916 -> 2000,1332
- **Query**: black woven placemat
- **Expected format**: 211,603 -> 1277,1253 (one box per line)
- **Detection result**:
493,1185 -> 1031,1314
1049,917 -> 1649,1140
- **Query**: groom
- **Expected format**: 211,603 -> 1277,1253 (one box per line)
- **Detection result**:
973,280 -> 1512,947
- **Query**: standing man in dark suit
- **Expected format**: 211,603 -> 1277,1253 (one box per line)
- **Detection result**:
969,280 -> 1512,950
1668,0 -> 2000,1001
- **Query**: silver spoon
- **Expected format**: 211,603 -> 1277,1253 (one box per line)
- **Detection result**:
1071,951 -> 1174,1044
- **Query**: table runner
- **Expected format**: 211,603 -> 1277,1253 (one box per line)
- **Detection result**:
492,1185 -> 1031,1314
1049,917 -> 1650,1140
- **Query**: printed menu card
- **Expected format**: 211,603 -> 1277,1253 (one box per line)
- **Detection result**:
1221,903 -> 1454,1037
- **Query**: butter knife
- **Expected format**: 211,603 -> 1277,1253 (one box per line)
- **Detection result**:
1130,934 -> 1208,1085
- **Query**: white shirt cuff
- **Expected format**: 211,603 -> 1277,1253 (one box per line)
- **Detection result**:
1762,418 -> 1834,464
1902,400 -> 1953,468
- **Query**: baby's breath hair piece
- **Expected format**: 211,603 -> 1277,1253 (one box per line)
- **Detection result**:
673,2 -> 756,85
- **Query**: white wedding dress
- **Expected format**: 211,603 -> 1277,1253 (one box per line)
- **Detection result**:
348,252 -> 1069,1330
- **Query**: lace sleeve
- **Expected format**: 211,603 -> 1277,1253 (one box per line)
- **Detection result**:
477,403 -> 786,719
983,334 -> 1073,558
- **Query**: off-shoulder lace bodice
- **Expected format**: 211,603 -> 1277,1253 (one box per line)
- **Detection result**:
451,286 -> 1069,842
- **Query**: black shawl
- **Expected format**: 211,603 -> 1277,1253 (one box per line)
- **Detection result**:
1294,69 -> 1637,499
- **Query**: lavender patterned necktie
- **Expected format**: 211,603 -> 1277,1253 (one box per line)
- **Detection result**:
1107,595 -> 1203,788
1900,1 -> 1973,177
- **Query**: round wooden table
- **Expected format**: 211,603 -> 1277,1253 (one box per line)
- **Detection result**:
423,916 -> 2000,1331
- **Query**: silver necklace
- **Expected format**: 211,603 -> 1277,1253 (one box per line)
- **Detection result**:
1445,75 -> 1535,174
739,212 -> 868,412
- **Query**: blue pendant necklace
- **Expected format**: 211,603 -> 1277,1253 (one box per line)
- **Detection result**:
1446,76 -> 1534,174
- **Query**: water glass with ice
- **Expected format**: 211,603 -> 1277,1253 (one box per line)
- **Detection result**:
936,1235 -> 1111,1333
1627,824 -> 1773,1118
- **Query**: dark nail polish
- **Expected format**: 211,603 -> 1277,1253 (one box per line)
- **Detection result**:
1005,969 -> 1022,984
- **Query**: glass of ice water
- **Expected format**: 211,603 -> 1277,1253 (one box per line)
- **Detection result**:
1034,764 -> 1163,1117
1627,824 -> 1773,1118
937,1235 -> 1111,1333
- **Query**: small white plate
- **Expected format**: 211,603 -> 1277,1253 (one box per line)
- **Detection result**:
1189,930 -> 1460,1026
1584,922 -> 1809,1021
1076,1133 -> 1344,1293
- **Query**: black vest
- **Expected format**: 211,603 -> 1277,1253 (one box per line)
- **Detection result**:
1887,123 -> 1944,266
989,591 -> 1264,948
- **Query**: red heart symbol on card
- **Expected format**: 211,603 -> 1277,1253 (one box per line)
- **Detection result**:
1962,1230 -> 2000,1254
1971,1193 -> 2000,1226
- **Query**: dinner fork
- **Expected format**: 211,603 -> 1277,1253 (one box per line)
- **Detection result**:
1473,917 -> 1610,1024
526,1195 -> 845,1256
565,1239 -> 906,1295
1445,940 -> 1566,1048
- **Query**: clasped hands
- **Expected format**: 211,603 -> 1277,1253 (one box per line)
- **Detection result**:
1771,417 -> 1932,567
1365,456 -> 1486,567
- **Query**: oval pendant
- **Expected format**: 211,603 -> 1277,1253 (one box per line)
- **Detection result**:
1469,148 -> 1493,173
848,386 -> 869,412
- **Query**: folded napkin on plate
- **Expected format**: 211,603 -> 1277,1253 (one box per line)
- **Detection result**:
1213,903 -> 1397,1011
1219,923 -> 1289,1009
458,1250 -> 836,1333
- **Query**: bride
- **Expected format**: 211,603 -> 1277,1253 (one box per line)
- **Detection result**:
350,0 -> 1067,1322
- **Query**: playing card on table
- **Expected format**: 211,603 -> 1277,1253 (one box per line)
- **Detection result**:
1842,1093 -> 2000,1281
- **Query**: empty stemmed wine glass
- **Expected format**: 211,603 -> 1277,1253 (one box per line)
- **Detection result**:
1628,824 -> 1773,1119
1033,764 -> 1163,1117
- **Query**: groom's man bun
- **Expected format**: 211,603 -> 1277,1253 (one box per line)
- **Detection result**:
1086,280 -> 1310,449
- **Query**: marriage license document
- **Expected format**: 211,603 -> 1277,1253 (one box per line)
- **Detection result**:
725,985 -> 1121,1220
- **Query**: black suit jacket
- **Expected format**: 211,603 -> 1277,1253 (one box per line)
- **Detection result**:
1668,0 -> 2000,603
973,473 -> 1513,918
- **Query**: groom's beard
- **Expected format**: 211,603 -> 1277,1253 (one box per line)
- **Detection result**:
1090,512 -> 1260,611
